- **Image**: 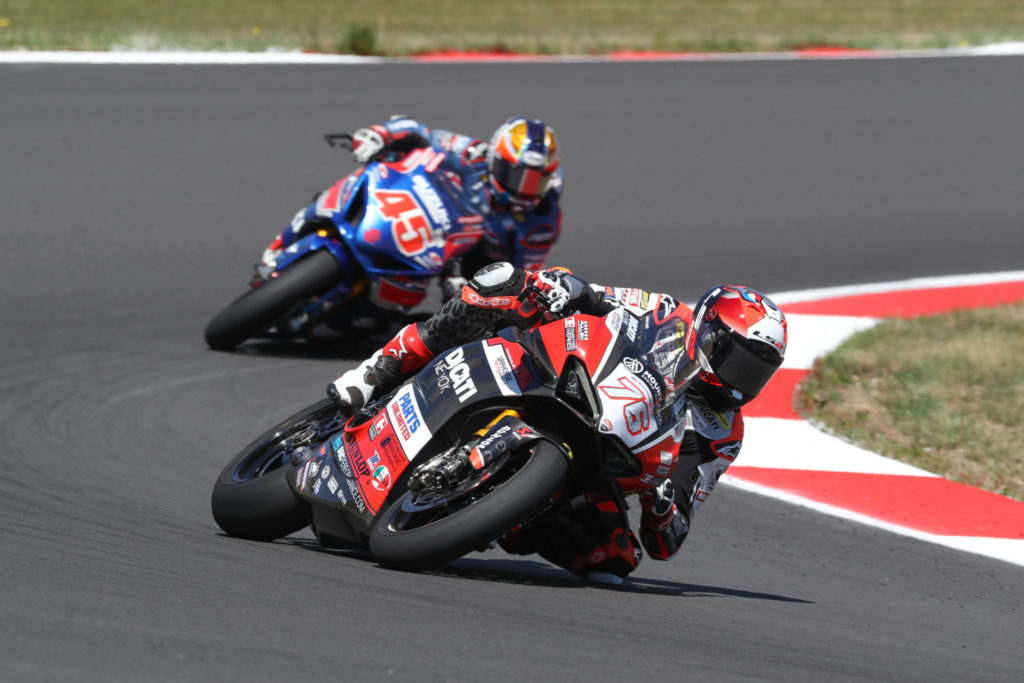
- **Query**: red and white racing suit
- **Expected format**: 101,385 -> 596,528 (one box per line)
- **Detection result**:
332,262 -> 744,579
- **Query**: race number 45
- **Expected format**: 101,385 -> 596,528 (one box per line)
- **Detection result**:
373,190 -> 433,256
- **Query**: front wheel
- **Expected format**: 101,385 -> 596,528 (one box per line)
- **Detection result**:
204,249 -> 345,350
369,439 -> 569,571
211,399 -> 344,541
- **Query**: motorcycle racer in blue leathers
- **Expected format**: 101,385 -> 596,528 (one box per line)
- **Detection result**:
263,116 -> 563,306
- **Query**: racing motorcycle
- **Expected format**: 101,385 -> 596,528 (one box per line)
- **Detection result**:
211,306 -> 687,571
203,133 -> 484,351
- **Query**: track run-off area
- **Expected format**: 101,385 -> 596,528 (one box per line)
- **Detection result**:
2,49 -> 1023,681
737,271 -> 1024,566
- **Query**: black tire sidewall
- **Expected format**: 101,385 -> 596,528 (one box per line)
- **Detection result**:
204,249 -> 345,350
210,399 -> 336,541
369,439 -> 569,570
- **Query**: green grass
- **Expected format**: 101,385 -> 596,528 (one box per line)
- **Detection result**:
3,1 -> 1024,54
796,303 -> 1024,502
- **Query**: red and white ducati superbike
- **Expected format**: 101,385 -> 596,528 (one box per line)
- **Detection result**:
211,306 -> 690,570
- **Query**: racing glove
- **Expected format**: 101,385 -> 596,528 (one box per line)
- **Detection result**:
638,480 -> 690,560
351,125 -> 391,164
525,268 -> 582,315
442,275 -> 469,302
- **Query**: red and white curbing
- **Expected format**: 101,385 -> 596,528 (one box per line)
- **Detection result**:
729,271 -> 1024,567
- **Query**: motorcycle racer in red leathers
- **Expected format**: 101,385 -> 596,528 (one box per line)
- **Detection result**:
327,262 -> 788,583
263,116 -> 563,303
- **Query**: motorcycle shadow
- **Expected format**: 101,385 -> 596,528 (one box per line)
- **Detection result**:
284,539 -> 811,602
228,337 -> 383,361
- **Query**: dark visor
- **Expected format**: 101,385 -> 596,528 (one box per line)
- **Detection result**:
493,162 -> 550,201
710,334 -> 783,398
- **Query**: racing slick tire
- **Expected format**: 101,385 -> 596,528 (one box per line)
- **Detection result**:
369,439 -> 569,571
211,399 -> 339,541
204,249 -> 344,350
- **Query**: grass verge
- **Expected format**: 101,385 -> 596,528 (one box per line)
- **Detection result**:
2,1 -> 1024,54
796,303 -> 1024,502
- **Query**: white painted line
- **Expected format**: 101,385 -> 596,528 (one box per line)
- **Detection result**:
721,476 -> 1024,568
0,50 -> 384,65
740,417 -> 937,476
770,269 -> 1024,306
780,314 -> 879,370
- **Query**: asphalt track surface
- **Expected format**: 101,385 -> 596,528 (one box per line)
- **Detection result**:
3,58 -> 1023,681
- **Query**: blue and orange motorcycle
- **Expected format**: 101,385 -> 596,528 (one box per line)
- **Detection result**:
204,134 -> 484,351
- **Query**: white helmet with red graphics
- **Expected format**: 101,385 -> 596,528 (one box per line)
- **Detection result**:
689,285 -> 787,411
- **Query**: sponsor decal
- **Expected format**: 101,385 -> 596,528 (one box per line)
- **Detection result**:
379,436 -> 408,470
716,440 -> 742,461
320,465 -> 331,481
466,290 -> 512,308
514,425 -> 534,439
327,477 -> 339,495
622,357 -> 663,402
692,400 -> 730,431
351,446 -> 371,477
600,419 -> 613,432
371,465 -> 392,492
625,314 -> 639,342
368,413 -> 388,441
308,461 -> 320,478
577,320 -> 589,341
369,452 -> 381,468
391,390 -> 422,440
476,425 -> 511,452
387,387 -> 431,459
295,462 -> 311,491
440,347 -> 478,403
564,317 -> 577,351
411,174 -> 452,233
346,478 -> 366,512
492,357 -> 515,388
335,447 -> 353,478
313,479 -> 323,494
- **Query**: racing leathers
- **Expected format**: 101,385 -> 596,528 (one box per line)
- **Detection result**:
328,262 -> 743,580
263,116 -> 563,303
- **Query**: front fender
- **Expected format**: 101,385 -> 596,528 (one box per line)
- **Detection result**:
273,233 -> 352,274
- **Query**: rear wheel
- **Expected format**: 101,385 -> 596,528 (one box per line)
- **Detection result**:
369,439 -> 568,571
211,399 -> 344,541
204,250 -> 345,350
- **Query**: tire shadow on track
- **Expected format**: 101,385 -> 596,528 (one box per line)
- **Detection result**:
279,538 -> 812,601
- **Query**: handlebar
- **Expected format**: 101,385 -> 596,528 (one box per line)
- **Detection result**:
324,133 -> 354,150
